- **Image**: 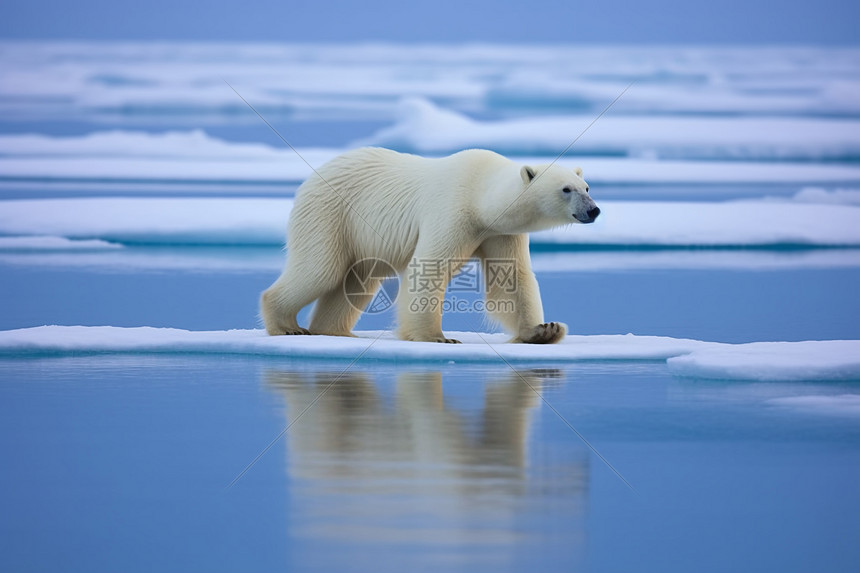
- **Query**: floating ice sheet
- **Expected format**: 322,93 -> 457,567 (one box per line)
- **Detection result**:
1,325 -> 858,381
667,341 -> 860,382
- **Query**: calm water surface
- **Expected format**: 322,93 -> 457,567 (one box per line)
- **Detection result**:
1,356 -> 858,572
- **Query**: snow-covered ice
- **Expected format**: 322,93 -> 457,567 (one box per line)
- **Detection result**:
3,130 -> 860,185
3,43 -> 859,119
0,130 -> 338,184
667,340 -> 860,381
1,325 -> 858,381
359,97 -> 860,160
0,198 -> 290,245
0,326 -> 706,362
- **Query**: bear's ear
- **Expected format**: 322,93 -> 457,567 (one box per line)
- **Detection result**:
520,165 -> 536,184
575,167 -> 583,177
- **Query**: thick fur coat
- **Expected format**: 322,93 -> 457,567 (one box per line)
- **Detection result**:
261,147 -> 598,344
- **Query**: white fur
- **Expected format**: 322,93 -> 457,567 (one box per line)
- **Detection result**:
261,147 -> 597,343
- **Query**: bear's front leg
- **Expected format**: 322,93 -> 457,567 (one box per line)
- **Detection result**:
477,234 -> 568,344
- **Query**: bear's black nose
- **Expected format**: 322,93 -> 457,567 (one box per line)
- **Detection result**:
587,207 -> 601,221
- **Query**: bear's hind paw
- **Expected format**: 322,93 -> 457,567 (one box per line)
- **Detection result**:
400,332 -> 461,344
428,336 -> 462,344
269,326 -> 312,336
518,322 -> 567,344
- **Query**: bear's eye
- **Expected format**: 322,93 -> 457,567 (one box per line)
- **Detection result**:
562,187 -> 572,194
586,186 -> 589,193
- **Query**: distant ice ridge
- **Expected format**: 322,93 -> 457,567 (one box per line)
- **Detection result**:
4,130 -> 860,185
0,198 -> 289,246
1,325 -> 859,382
0,130 -> 338,184
2,42 -> 859,121
358,97 -> 860,160
0,130 -> 285,159
2,197 -> 859,248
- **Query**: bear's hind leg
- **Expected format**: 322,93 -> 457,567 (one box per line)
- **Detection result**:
309,275 -> 382,337
261,266 -> 342,336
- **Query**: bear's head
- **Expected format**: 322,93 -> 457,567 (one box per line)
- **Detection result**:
520,163 -> 599,226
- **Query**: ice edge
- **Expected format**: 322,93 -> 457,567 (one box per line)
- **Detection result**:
1,325 -> 859,382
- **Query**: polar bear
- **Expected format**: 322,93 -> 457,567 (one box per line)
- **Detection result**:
261,147 -> 599,344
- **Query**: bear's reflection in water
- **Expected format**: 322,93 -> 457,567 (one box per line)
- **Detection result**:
265,368 -> 589,566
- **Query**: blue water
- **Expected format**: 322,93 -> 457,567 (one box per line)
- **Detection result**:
2,43 -> 860,572
1,357 -> 859,572
3,261 -> 860,343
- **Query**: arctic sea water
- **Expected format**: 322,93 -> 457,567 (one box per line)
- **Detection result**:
1,43 -> 859,572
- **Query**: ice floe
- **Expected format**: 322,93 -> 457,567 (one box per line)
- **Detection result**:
0,325 -> 858,381
667,341 -> 860,381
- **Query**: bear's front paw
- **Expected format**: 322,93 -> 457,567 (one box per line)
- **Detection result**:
434,336 -> 462,344
518,322 -> 567,344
